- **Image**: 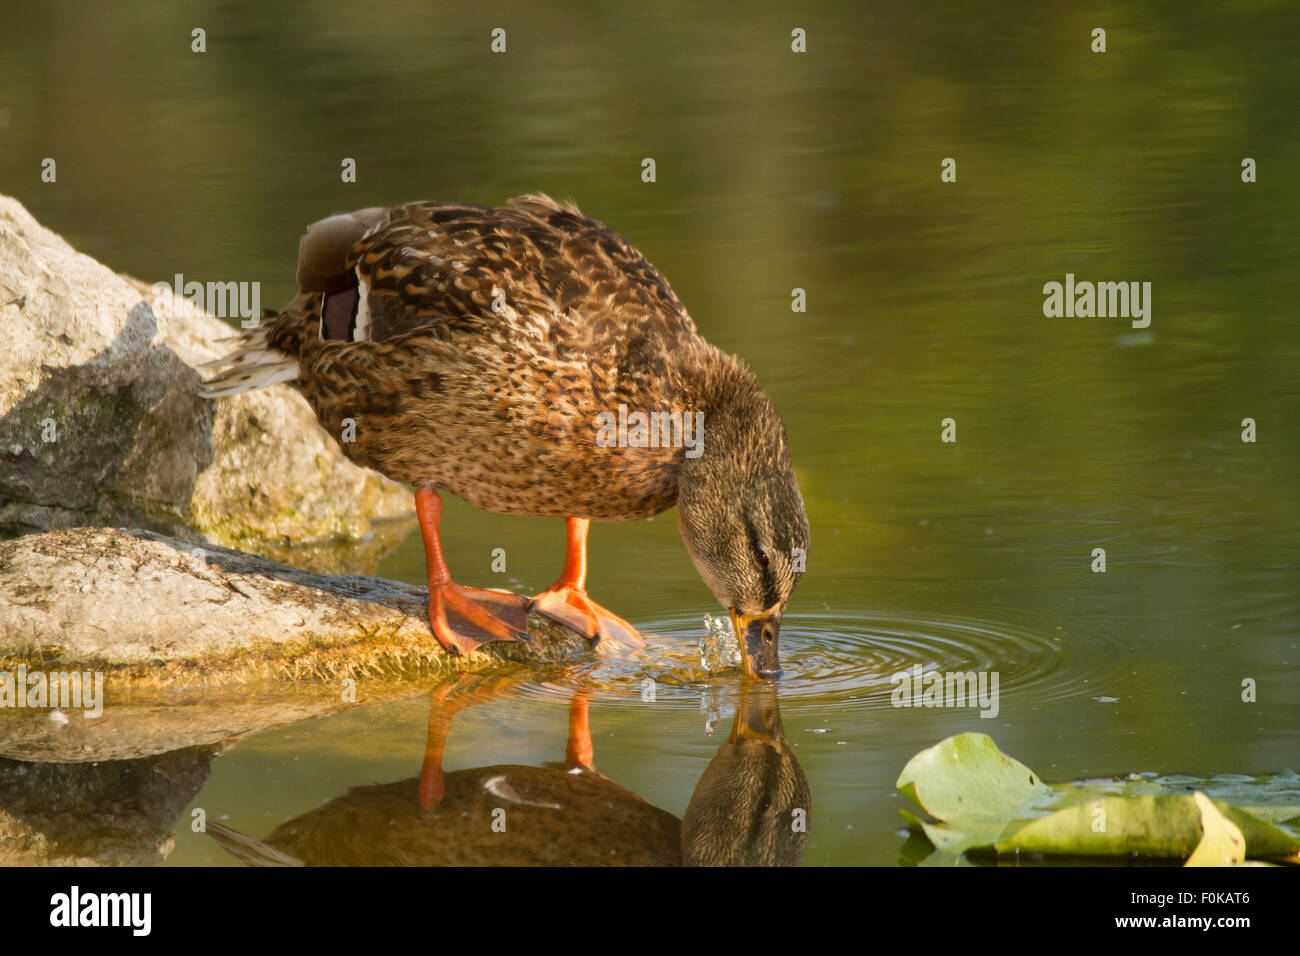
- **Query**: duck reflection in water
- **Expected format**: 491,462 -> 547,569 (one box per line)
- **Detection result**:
682,682 -> 810,866
208,675 -> 809,867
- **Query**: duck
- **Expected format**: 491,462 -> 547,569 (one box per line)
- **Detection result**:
199,195 -> 809,678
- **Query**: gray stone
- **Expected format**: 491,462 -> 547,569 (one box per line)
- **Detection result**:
0,194 -> 411,550
0,748 -> 214,866
0,527 -> 597,762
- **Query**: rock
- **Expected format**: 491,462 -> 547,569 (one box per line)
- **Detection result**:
0,527 -> 600,762
0,526 -> 588,675
0,748 -> 214,866
0,194 -> 411,552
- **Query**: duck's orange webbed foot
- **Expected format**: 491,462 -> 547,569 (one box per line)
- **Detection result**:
529,584 -> 643,648
415,487 -> 530,657
428,581 -> 530,656
528,517 -> 646,650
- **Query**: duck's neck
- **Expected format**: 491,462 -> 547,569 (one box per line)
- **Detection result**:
673,344 -> 790,504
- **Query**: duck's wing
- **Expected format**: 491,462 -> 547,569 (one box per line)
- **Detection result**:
201,195 -> 699,400
325,194 -> 698,344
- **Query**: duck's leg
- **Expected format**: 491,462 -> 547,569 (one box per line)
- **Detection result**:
418,689 -> 455,810
565,692 -> 595,771
528,518 -> 645,649
415,487 -> 530,655
418,673 -> 531,810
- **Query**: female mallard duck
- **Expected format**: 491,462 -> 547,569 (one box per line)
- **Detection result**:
200,195 -> 808,678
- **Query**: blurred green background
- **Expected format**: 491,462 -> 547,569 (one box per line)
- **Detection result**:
1,0 -> 1297,865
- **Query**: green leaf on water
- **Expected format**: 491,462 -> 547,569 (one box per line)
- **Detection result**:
897,734 -> 1300,862
1002,788 -> 1300,858
1185,792 -> 1246,867
896,732 -> 1052,820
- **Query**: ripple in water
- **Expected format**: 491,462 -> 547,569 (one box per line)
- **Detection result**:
510,608 -> 1133,713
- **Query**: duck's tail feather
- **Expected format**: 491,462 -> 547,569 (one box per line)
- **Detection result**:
198,206 -> 389,400
206,821 -> 304,867
197,301 -> 318,399
198,360 -> 299,398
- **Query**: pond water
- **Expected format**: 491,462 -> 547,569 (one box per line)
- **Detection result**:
1,1 -> 1297,865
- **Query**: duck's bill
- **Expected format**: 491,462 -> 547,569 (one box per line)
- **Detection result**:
729,609 -> 782,680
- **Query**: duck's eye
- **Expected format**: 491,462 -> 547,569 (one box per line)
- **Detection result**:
756,550 -> 769,567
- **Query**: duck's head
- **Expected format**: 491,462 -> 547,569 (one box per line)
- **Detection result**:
677,366 -> 809,680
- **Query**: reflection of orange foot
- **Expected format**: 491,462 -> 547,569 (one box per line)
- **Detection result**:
419,703 -> 452,811
415,486 -> 530,656
530,585 -> 643,649
420,673 -> 527,811
529,516 -> 645,649
565,694 -> 595,771
418,762 -> 446,811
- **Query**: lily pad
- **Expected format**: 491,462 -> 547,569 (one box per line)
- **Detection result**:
1185,792 -> 1245,867
896,733 -> 1053,821
898,734 -> 1300,863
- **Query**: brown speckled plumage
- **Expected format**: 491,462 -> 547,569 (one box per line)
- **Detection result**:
258,196 -> 743,520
